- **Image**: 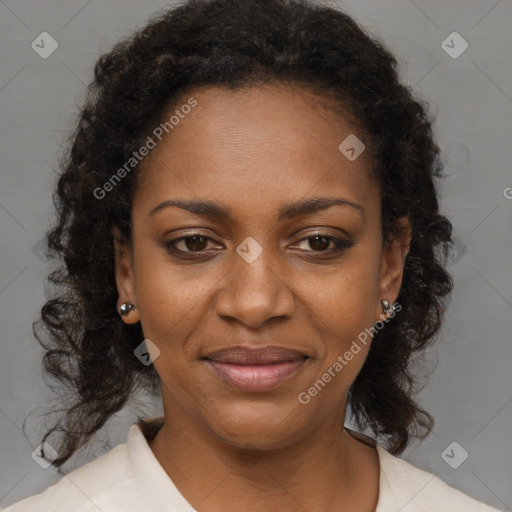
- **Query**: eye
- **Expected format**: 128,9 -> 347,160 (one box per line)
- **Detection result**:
165,233 -> 222,254
293,232 -> 354,253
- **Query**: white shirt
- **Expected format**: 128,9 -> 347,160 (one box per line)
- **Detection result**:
3,419 -> 502,512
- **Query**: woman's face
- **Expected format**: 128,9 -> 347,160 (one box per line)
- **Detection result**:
114,83 -> 410,449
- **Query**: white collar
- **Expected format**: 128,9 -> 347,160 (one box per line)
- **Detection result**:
127,419 -> 404,511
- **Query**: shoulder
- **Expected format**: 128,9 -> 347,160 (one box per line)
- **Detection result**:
3,418 -> 190,512
3,442 -> 137,512
376,444 -> 503,512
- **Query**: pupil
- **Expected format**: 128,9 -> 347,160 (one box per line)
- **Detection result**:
310,235 -> 329,251
187,235 -> 207,251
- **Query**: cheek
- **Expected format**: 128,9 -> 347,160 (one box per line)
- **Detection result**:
300,251 -> 381,382
131,242 -> 219,339
305,252 -> 381,333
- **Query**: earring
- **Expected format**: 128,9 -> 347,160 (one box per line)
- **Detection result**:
381,299 -> 394,314
120,302 -> 136,316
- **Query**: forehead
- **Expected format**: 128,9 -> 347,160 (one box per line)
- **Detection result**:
134,83 -> 378,218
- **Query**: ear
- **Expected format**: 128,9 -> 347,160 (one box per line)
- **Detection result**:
113,226 -> 140,324
376,217 -> 411,321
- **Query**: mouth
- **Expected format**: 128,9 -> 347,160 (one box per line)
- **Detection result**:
203,345 -> 310,392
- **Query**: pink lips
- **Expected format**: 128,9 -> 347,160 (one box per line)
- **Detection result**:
204,345 -> 308,392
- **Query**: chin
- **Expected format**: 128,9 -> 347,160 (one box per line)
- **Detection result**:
205,402 -> 308,450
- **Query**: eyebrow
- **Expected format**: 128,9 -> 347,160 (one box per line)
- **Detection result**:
149,197 -> 365,221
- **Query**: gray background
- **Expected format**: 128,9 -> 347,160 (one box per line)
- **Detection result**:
1,0 -> 511,509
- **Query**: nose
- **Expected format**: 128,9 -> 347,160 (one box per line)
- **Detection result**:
214,241 -> 296,328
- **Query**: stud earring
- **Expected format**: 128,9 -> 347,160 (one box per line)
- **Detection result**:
381,299 -> 394,314
120,302 -> 136,316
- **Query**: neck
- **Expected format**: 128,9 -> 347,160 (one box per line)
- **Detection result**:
145,402 -> 379,511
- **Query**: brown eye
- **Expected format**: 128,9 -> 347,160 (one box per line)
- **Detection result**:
182,235 -> 208,251
307,235 -> 331,251
294,232 -> 353,254
164,233 -> 220,255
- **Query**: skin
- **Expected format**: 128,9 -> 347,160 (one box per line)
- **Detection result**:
113,82 -> 411,512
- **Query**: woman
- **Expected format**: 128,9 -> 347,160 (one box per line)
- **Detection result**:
3,0 -> 502,510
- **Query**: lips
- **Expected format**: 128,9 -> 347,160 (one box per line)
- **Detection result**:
204,345 -> 307,365
203,345 -> 309,392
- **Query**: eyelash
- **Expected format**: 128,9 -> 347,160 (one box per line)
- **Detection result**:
164,231 -> 354,258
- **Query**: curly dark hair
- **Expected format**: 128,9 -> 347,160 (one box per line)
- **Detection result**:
33,0 -> 454,470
